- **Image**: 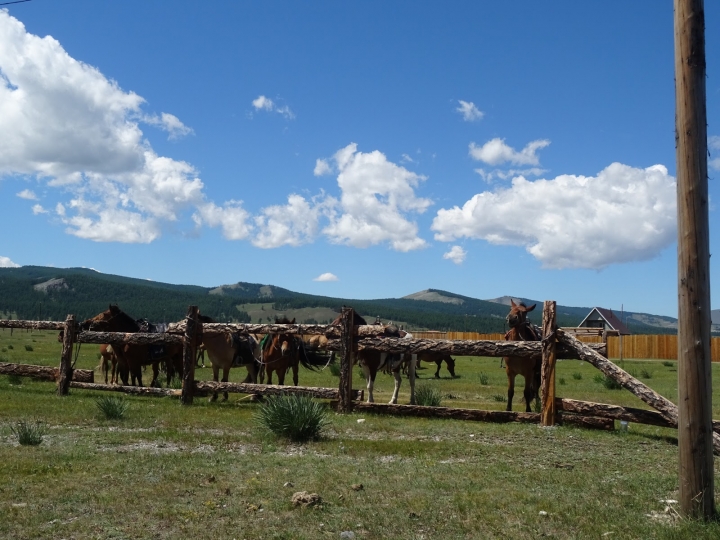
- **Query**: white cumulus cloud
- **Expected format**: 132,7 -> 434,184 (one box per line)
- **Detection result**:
16,189 -> 37,200
314,158 -> 332,176
0,256 -> 20,267
710,136 -> 720,171
31,204 -> 47,214
432,163 -> 676,269
143,112 -> 194,140
313,272 -> 338,282
443,245 -> 467,264
253,194 -> 321,248
469,138 -> 550,166
456,100 -> 484,122
252,95 -> 294,119
320,143 -> 432,252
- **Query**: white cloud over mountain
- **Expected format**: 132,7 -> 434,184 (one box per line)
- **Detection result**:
0,256 -> 20,268
432,163 -> 676,269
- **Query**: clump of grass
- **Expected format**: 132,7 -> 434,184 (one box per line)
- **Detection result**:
478,372 -> 489,385
357,369 -> 366,380
1,347 -> 6,352
662,361 -> 674,367
95,395 -> 129,419
24,344 -> 33,352
593,373 -> 622,390
7,344 -> 13,350
415,383 -> 442,407
254,393 -> 329,442
329,363 -> 341,377
640,369 -> 653,379
559,377 -> 566,385
10,419 -> 47,446
166,376 -> 183,390
572,372 -> 582,380
7,374 -> 23,385
491,394 -> 507,403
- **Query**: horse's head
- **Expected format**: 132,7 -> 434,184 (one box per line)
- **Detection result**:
445,355 -> 457,378
80,305 -> 139,332
506,299 -> 536,329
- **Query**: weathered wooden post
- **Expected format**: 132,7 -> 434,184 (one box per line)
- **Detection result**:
338,306 -> 355,412
540,301 -> 556,426
57,314 -> 75,396
181,306 -> 199,405
674,0 -> 714,519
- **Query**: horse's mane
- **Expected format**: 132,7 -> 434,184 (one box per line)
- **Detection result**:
199,314 -> 215,324
274,316 -> 295,324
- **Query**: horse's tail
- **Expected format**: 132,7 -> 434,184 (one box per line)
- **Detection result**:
297,341 -> 327,371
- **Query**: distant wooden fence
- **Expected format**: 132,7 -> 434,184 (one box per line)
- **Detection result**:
413,331 -> 720,362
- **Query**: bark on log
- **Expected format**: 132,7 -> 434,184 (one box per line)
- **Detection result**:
541,301 -> 557,426
77,331 -> 183,345
193,380 -> 363,400
324,337 -> 605,358
0,319 -> 65,331
558,414 -> 615,431
556,328 -> 720,454
0,362 -> 93,383
167,320 -> 384,338
69,382 -> 182,397
57,314 -> 75,396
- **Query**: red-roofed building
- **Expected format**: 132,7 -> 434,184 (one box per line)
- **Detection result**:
578,307 -> 631,335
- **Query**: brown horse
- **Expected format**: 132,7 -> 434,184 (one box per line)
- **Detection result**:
260,317 -> 325,385
416,352 -> 456,379
333,313 -> 417,404
81,306 -> 182,387
200,315 -> 261,402
503,300 -> 541,412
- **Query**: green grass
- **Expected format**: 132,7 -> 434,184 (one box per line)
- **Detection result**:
1,330 -> 720,538
414,383 -> 442,406
95,395 -> 129,419
254,393 -> 329,442
9,419 -> 47,446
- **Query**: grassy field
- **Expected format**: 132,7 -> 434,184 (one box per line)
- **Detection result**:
2,329 -> 720,539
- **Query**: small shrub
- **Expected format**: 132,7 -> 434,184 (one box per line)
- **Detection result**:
415,383 -> 442,407
593,373 -> 622,390
628,369 -> 638,378
167,376 -> 183,389
572,372 -> 582,380
24,344 -> 33,352
254,393 -> 329,442
640,369 -> 653,379
559,377 -> 566,385
7,344 -> 13,350
10,420 -> 47,446
662,361 -> 674,367
478,372 -> 489,386
329,363 -> 341,377
7,374 -> 23,385
95,396 -> 129,419
1,347 -> 6,353
491,394 -> 507,403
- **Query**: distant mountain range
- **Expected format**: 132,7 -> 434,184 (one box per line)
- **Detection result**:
0,265 -> 711,335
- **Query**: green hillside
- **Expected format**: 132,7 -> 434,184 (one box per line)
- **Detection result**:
0,266 -> 677,334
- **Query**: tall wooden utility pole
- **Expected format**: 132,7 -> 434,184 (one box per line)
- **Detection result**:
674,0 -> 714,519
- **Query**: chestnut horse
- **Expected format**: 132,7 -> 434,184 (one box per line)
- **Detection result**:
199,315 -> 261,402
333,313 -> 417,404
80,305 -> 182,387
503,300 -> 541,412
260,317 -> 326,385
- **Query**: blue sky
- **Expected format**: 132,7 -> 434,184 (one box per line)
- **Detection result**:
1,1 -> 719,318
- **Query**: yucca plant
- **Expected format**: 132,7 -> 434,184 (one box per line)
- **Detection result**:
329,363 -> 341,377
415,383 -> 442,407
254,393 -> 329,442
478,372 -> 489,385
10,420 -> 47,446
95,395 -> 129,419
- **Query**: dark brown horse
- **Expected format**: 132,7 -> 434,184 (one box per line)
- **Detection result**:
503,300 -> 541,412
80,305 -> 182,387
260,317 -> 325,385
416,352 -> 456,379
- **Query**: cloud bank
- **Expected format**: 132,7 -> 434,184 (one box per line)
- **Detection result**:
432,163 -> 676,269
0,256 -> 20,268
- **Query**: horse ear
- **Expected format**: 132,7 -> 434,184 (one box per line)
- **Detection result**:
510,299 -> 517,307
527,304 -> 536,312
291,318 -> 296,324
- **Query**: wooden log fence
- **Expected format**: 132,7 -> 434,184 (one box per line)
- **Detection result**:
2,301 -> 718,445
0,362 -> 94,383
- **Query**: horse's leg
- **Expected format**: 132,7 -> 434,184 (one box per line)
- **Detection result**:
221,366 -> 230,401
408,354 -> 417,405
209,364 -> 219,402
277,366 -> 285,386
523,371 -> 534,413
505,364 -> 515,412
362,365 -> 374,403
292,359 -> 299,386
150,362 -> 160,388
434,359 -> 441,379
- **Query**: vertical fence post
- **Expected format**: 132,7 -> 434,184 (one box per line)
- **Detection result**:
181,306 -> 199,405
57,314 -> 75,396
338,306 -> 355,412
540,301 -> 556,427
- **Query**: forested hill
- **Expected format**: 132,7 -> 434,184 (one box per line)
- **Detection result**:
0,266 -> 676,334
